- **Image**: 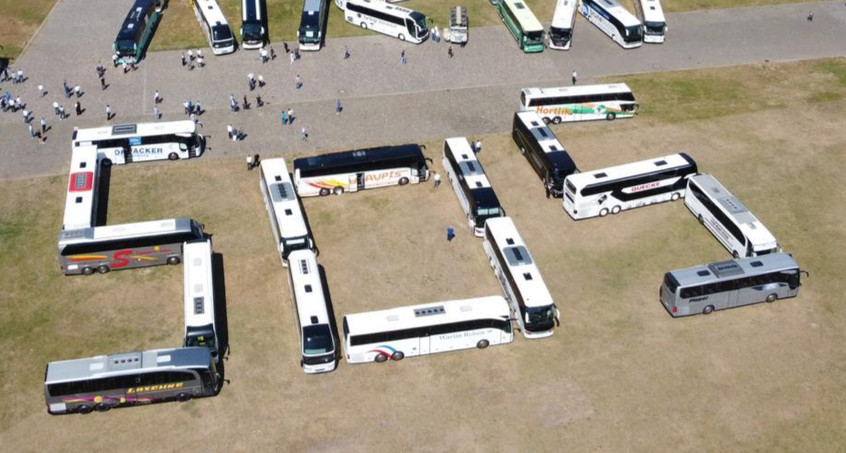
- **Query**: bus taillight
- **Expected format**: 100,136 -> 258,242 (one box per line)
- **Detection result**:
672,306 -> 677,314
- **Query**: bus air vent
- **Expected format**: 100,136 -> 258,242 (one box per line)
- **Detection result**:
300,259 -> 310,274
414,306 -> 445,317
696,270 -> 710,277
310,316 -> 318,324
523,273 -> 533,281
275,175 -> 282,182
506,238 -> 515,245
194,297 -> 204,314
531,121 -> 540,127
654,160 -> 667,166
285,209 -> 293,216
594,172 -> 608,179
750,261 -> 763,267
304,284 -> 313,293
475,182 -> 482,188
461,154 -> 469,160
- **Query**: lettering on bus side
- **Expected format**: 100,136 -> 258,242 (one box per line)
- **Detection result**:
365,170 -> 403,182
112,249 -> 132,268
127,382 -> 185,394
438,330 -> 488,340
132,146 -> 164,156
689,296 -> 708,303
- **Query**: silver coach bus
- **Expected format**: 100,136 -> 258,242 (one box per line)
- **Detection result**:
660,253 -> 807,317
45,347 -> 220,415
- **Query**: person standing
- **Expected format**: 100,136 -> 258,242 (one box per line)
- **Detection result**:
246,155 -> 254,171
290,52 -> 295,64
572,70 -> 578,85
153,105 -> 160,120
270,46 -> 276,60
446,226 -> 455,241
53,101 -> 59,116
433,171 -> 441,188
100,76 -> 107,90
40,116 -> 47,134
336,99 -> 342,115
807,11 -> 813,21
287,108 -> 294,124
38,84 -> 45,97
343,45 -> 350,60
75,100 -> 82,116
227,124 -> 234,140
295,74 -> 302,89
105,104 -> 111,121
154,90 -> 160,104
474,139 -> 482,154
22,109 -> 30,123
448,45 -> 454,58
258,74 -> 265,88
401,50 -> 407,66
300,127 -> 308,141
281,109 -> 287,125
74,85 -> 82,97
29,123 -> 35,139
283,42 -> 290,54
181,53 -> 186,66
58,105 -> 66,120
188,49 -> 194,62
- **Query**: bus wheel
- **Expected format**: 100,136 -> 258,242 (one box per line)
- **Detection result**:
765,293 -> 778,303
94,403 -> 111,412
77,405 -> 93,415
611,205 -> 621,215
599,208 -> 609,217
542,117 -> 551,126
360,22 -> 367,30
96,264 -> 110,274
319,188 -> 330,197
476,339 -> 490,349
697,214 -> 704,225
333,186 -> 344,195
732,251 -> 740,259
606,112 -> 617,121
671,192 -> 681,202
391,351 -> 405,361
398,33 -> 405,41
398,177 -> 409,186
703,305 -> 715,315
552,116 -> 562,125
374,353 -> 388,363
82,266 -> 95,275
167,256 -> 181,265
177,392 -> 191,402
168,152 -> 179,161
102,159 -> 112,167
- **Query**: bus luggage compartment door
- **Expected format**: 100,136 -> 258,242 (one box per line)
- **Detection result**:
356,172 -> 365,191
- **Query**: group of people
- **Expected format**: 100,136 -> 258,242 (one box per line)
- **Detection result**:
180,49 -> 205,70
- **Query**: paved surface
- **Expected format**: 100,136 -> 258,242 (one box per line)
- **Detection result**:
1,1 -> 845,180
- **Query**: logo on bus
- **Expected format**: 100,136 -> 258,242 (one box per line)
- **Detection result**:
690,296 -> 709,303
623,178 -> 677,194
366,171 -> 404,182
132,146 -> 164,156
127,382 -> 185,394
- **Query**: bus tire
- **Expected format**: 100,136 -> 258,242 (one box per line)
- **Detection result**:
599,208 -> 609,217
374,353 -> 388,363
697,214 -> 704,225
552,116 -> 562,124
319,188 -> 330,197
398,33 -> 405,41
360,22 -> 367,30
611,205 -> 621,215
167,256 -> 181,265
703,305 -> 715,315
101,159 -> 112,167
732,250 -> 740,259
399,177 -> 409,186
765,293 -> 778,303
82,266 -> 95,275
77,405 -> 93,415
606,112 -> 616,121
391,351 -> 405,361
671,192 -> 681,201
177,392 -> 191,402
96,264 -> 110,274
94,403 -> 111,412
542,117 -> 551,125
168,152 -> 179,161
333,186 -> 344,195
476,339 -> 490,349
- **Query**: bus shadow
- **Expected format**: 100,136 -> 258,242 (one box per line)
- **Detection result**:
95,161 -> 111,226
298,196 -> 320,258
138,14 -> 164,63
317,264 -> 342,366
211,252 -> 231,387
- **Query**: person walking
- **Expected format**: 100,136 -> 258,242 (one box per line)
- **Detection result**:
284,42 -> 290,54
188,49 -> 194,62
474,139 -> 482,154
194,101 -> 202,115
295,74 -> 302,89
336,99 -> 342,115
807,11 -> 813,21
53,101 -> 59,116
258,74 -> 265,88
228,124 -> 234,140
63,80 -> 71,98
433,171 -> 441,188
270,46 -> 276,60
153,105 -> 160,120
287,108 -> 294,124
256,95 -> 263,108
300,127 -> 308,141
248,73 -> 255,91
343,45 -> 350,60
572,70 -> 578,85
59,105 -> 66,120
260,47 -> 269,63
75,100 -> 82,116
154,90 -> 160,104
446,226 -> 455,242
243,94 -> 250,110
105,104 -> 112,121
448,45 -> 454,58
401,50 -> 407,66
22,109 -> 30,123
40,116 -> 47,134
29,123 -> 35,139
246,154 -> 254,171
74,85 -> 82,97
281,109 -> 288,125
290,51 -> 295,64
100,76 -> 107,90
181,53 -> 186,66
38,84 -> 45,97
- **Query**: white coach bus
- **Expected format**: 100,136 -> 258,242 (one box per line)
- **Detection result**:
579,0 -> 642,48
72,121 -> 205,165
287,249 -> 337,374
192,0 -> 236,55
343,296 -> 514,364
63,146 -> 102,231
259,158 -> 315,266
442,137 -> 504,237
549,0 -> 578,50
342,0 -> 429,44
685,174 -> 780,258
241,0 -> 266,49
563,153 -> 697,220
520,83 -> 637,124
635,0 -> 666,43
292,144 -> 430,197
483,217 -> 559,339
183,239 -> 220,362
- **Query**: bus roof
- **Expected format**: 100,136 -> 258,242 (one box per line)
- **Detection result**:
666,253 -> 798,288
444,137 -> 493,190
689,174 -> 778,248
293,144 -> 425,173
62,146 -> 100,231
514,112 -> 578,173
346,0 -> 416,16
45,347 -> 211,384
72,120 -> 197,143
450,6 -> 468,28
287,249 -> 332,328
303,0 -> 322,11
260,158 -> 309,239
58,218 -> 198,244
243,0 -> 262,20
639,0 -> 665,23
590,0 -> 641,27
501,0 -> 544,32
116,0 -> 156,42
551,0 -> 578,29
522,83 -> 633,100
485,217 -> 554,309
566,153 -> 694,189
184,239 -> 215,329
195,0 -> 230,25
344,296 -> 510,335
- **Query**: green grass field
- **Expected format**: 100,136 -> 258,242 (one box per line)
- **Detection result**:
1,58 -> 845,450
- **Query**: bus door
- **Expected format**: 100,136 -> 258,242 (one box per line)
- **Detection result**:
356,173 -> 365,191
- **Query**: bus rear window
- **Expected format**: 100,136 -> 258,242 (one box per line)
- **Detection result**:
663,273 -> 679,293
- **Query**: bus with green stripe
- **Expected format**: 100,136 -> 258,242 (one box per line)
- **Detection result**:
112,0 -> 165,64
520,83 -> 637,124
497,0 -> 544,53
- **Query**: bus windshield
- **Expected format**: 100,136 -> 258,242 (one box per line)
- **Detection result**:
478,207 -> 502,217
303,325 -> 334,355
116,40 -> 136,55
242,21 -> 263,40
644,21 -> 665,33
212,26 -> 234,44
549,26 -> 571,41
524,30 -> 544,45
526,305 -> 556,331
624,25 -> 643,42
410,11 -> 428,37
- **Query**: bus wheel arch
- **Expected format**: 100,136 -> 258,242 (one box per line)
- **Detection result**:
611,205 -> 621,215
77,404 -> 93,415
94,403 -> 111,412
599,208 -> 609,217
552,116 -> 562,125
542,117 -> 552,126
101,158 -> 112,167
391,351 -> 404,361
399,177 -> 409,186
167,256 -> 181,265
476,339 -> 490,349
319,188 -> 331,197
168,152 -> 179,161
374,353 -> 388,363
703,305 -> 715,315
360,22 -> 368,30
96,264 -> 110,274
671,192 -> 681,202
82,266 -> 95,275
176,392 -> 191,402
398,33 -> 405,41
606,112 -> 617,121
333,186 -> 344,196
765,293 -> 778,303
